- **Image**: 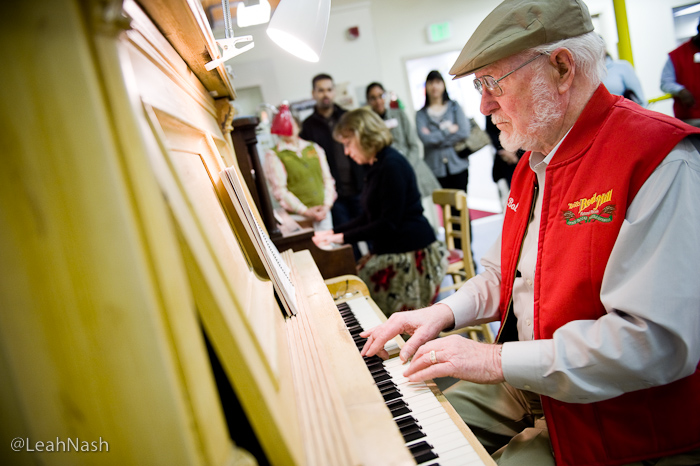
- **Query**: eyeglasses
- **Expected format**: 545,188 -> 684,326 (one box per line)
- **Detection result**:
473,53 -> 547,96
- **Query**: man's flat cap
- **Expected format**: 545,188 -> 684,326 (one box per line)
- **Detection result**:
449,0 -> 594,79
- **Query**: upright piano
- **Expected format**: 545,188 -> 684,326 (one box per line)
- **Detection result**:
0,1 -> 495,465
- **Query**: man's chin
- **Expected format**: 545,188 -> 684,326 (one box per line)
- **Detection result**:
499,133 -> 520,153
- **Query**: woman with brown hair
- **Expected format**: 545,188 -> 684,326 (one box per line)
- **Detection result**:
313,108 -> 447,316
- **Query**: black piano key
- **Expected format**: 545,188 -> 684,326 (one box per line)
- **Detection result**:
353,337 -> 366,346
414,451 -> 439,464
409,440 -> 434,452
390,404 -> 412,418
382,390 -> 402,402
399,422 -> 422,434
375,378 -> 396,388
395,415 -> 419,428
379,384 -> 396,394
385,398 -> 407,409
363,355 -> 384,366
368,366 -> 388,376
365,360 -> 385,371
402,429 -> 427,443
409,441 -> 436,458
373,372 -> 392,383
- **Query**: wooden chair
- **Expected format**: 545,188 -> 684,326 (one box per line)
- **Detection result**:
433,189 -> 476,292
433,189 -> 494,343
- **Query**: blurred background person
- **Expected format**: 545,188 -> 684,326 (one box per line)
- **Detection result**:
366,81 -> 440,231
415,70 -> 471,192
264,103 -> 336,231
661,18 -> 700,127
301,73 -> 367,257
313,108 -> 447,316
602,48 -> 645,105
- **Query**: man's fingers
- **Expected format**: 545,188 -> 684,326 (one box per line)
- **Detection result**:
406,363 -> 448,383
403,349 -> 434,377
398,333 -> 431,363
360,326 -> 396,357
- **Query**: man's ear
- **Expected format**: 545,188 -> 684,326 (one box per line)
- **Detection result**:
549,47 -> 575,94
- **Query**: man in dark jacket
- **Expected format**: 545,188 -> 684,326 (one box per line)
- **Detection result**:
300,74 -> 366,240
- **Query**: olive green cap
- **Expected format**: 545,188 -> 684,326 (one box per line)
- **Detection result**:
449,0 -> 594,79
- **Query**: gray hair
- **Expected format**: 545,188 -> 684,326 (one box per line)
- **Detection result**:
531,31 -> 606,87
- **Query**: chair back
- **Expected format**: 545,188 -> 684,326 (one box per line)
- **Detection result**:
432,189 -> 476,278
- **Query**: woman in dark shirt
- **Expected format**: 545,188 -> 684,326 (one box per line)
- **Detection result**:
313,108 -> 447,316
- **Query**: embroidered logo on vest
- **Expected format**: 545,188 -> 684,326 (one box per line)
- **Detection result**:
562,189 -> 616,225
507,197 -> 519,213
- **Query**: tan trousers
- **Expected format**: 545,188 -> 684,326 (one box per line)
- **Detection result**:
445,380 -> 700,466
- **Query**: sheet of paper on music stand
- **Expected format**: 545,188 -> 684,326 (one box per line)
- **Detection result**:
220,166 -> 298,316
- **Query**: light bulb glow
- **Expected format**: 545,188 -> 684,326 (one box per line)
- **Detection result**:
267,28 -> 320,62
265,0 -> 330,62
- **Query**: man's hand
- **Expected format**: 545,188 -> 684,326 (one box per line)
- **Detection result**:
677,88 -> 696,109
360,304 -> 455,362
404,336 -> 504,385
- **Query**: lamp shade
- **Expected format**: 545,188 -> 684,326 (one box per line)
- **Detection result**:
266,0 -> 331,62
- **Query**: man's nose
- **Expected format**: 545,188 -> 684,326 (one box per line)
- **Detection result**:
480,91 -> 499,116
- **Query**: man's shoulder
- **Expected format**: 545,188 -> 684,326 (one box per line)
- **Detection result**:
671,38 -> 698,55
301,111 -> 322,130
333,104 -> 347,118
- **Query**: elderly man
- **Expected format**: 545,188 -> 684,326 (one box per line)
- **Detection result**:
360,1 -> 700,465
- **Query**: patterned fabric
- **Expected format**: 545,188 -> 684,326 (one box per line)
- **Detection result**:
264,139 -> 336,215
358,240 -> 447,317
274,144 -> 325,208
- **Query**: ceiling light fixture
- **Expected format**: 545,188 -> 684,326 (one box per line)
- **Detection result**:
266,0 -> 331,62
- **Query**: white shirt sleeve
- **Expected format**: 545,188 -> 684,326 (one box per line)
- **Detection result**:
439,234 -> 503,329
503,137 -> 700,403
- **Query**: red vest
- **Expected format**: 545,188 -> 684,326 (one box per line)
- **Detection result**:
498,86 -> 700,466
669,40 -> 700,120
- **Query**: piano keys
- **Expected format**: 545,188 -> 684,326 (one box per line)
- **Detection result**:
337,297 -> 495,466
